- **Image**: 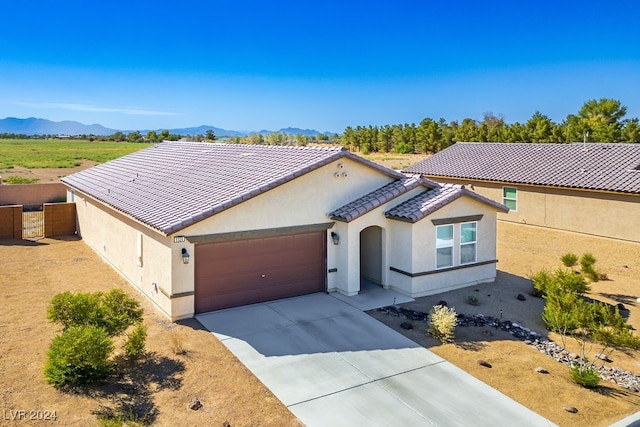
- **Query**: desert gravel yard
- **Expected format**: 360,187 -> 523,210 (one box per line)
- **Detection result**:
1,222 -> 639,426
371,222 -> 640,427
0,236 -> 300,426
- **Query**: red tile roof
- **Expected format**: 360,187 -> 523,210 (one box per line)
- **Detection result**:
404,142 -> 640,194
385,183 -> 509,223
329,175 -> 437,222
62,142 -> 404,235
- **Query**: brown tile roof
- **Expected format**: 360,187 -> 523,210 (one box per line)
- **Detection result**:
329,175 -> 438,222
62,142 -> 405,235
385,183 -> 509,223
403,142 -> 640,194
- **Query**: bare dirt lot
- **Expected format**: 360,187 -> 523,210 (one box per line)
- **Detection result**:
1,223 -> 639,427
0,237 -> 300,426
371,221 -> 640,427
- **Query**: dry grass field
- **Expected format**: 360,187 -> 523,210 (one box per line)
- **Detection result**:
371,222 -> 640,427
0,237 -> 300,426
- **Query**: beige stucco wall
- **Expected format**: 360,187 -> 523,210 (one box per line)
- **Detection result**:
177,157 -> 396,301
69,189 -> 181,319
433,178 -> 640,243
387,196 -> 499,297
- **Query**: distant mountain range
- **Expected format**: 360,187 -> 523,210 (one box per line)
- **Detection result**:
0,117 -> 332,137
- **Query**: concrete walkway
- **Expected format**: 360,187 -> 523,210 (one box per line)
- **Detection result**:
197,292 -> 555,426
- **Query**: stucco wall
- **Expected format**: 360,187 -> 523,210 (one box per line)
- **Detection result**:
0,183 -> 66,206
178,157 -> 396,299
435,178 -> 640,242
387,196 -> 499,297
70,189 -> 180,319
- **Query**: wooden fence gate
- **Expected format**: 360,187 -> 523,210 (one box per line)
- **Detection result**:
0,203 -> 75,240
22,206 -> 44,238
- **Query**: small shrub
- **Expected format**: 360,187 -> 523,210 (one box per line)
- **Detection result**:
560,252 -> 578,268
123,323 -> 147,359
100,289 -> 143,337
44,325 -> 113,388
570,365 -> 600,388
467,295 -> 479,305
428,305 -> 457,344
168,329 -> 187,355
530,269 -> 552,297
3,176 -> 40,184
97,411 -> 145,427
47,289 -> 142,337
47,291 -> 103,331
582,265 -> 600,282
580,252 -> 597,270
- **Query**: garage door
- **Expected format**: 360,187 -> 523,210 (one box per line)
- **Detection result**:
195,231 -> 326,313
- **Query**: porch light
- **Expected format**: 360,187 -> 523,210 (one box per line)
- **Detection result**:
181,248 -> 190,264
331,232 -> 340,245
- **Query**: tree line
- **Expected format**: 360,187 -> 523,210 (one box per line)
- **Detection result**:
341,98 -> 640,154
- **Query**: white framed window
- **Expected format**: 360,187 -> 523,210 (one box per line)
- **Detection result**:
460,222 -> 477,264
502,186 -> 517,211
436,224 -> 454,268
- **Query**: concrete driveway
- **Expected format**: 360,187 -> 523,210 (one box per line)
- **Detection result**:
197,293 -> 555,426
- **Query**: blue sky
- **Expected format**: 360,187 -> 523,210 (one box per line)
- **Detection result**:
1,1 -> 639,133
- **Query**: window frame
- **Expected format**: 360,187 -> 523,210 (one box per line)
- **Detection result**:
435,224 -> 454,269
502,186 -> 517,211
459,221 -> 477,265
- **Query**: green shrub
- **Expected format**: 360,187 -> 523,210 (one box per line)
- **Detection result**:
123,323 -> 147,359
2,176 -> 40,184
47,289 -> 142,337
44,325 -> 113,388
570,365 -> 600,388
530,269 -> 552,297
428,305 -> 457,344
580,252 -> 597,270
560,252 -> 579,268
47,291 -> 103,331
100,289 -> 143,337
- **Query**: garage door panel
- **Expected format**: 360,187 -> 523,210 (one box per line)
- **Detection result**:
195,231 -> 325,313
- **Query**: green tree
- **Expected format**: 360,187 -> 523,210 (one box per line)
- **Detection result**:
623,118 -> 640,142
416,118 -> 441,153
526,111 -> 554,143
127,131 -> 143,143
146,130 -> 159,142
160,129 -> 170,140
205,129 -> 216,141
578,98 -> 627,142
111,131 -> 125,142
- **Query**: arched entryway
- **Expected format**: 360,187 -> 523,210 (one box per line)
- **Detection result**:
360,226 -> 383,290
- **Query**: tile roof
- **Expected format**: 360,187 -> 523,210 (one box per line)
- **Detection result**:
385,183 -> 509,223
403,142 -> 640,194
62,142 -> 405,235
329,175 -> 438,222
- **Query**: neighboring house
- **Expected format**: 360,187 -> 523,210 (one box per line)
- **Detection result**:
62,142 -> 506,320
404,142 -> 640,243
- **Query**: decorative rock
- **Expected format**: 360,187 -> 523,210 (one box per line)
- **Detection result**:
478,360 -> 492,368
222,422 -> 231,427
189,397 -> 202,411
376,305 -> 640,391
517,294 -> 527,301
437,300 -> 448,307
400,321 -> 413,330
535,367 -> 549,374
563,406 -> 578,414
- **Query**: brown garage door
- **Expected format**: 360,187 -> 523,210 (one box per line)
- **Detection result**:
195,231 -> 326,313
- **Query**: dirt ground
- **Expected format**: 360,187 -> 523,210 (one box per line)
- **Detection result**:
0,237 -> 300,426
370,221 -> 640,427
1,161 -> 97,183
